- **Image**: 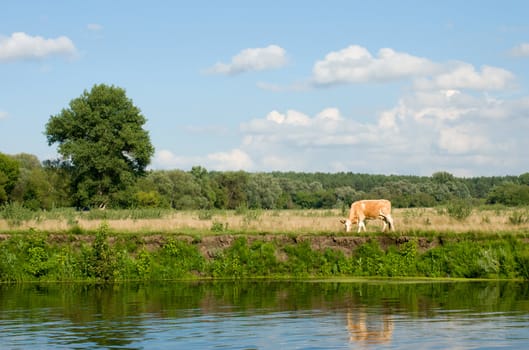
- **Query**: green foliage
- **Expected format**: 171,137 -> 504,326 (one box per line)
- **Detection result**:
157,238 -> 205,279
210,237 -> 279,278
82,208 -> 166,220
45,84 -> 154,208
352,240 -> 384,276
84,223 -> 118,281
382,240 -> 418,276
2,230 -> 529,282
211,171 -> 249,209
42,159 -> 74,208
134,191 -> 161,207
238,208 -> 262,227
3,147 -> 529,211
24,246 -> 50,277
10,153 -> 54,210
0,241 -> 23,282
52,246 -> 81,280
508,210 -> 528,225
0,153 -> 20,204
282,240 -> 347,276
197,210 -> 213,220
135,248 -> 152,278
0,202 -> 36,226
418,241 -> 495,278
514,249 -> 529,280
446,199 -> 473,221
246,173 -> 281,209
417,248 -> 447,277
139,170 -> 209,209
211,220 -> 228,232
487,183 -> 529,206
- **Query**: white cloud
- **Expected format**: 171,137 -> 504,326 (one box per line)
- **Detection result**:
207,45 -> 287,75
153,148 -> 253,171
266,110 -> 311,126
312,45 -> 435,85
0,110 -> 7,120
316,108 -> 343,121
154,149 -> 191,169
156,89 -> 529,175
207,149 -> 253,170
0,32 -> 77,62
241,108 -> 379,152
311,45 -> 515,92
166,43 -> 527,175
438,126 -> 489,154
415,63 -> 515,90
235,87 -> 529,175
510,43 -> 529,57
371,90 -> 529,174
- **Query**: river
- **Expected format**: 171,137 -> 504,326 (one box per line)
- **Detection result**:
1,280 -> 528,349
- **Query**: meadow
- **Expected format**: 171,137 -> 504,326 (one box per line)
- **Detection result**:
1,204 -> 529,236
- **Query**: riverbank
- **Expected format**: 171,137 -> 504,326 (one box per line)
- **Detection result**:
1,223 -> 528,282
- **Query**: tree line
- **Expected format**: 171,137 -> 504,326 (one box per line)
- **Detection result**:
1,152 -> 529,210
1,83 -> 528,211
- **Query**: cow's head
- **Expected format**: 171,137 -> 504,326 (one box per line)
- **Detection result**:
340,219 -> 353,232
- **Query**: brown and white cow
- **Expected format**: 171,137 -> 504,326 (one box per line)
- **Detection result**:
340,199 -> 395,233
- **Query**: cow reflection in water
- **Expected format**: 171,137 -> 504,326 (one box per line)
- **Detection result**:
346,309 -> 393,344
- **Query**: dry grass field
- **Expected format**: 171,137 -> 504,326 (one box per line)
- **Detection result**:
1,207 -> 529,235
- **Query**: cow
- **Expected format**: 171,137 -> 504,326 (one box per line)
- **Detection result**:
340,199 -> 394,233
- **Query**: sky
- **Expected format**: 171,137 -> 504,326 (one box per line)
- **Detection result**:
1,1 -> 529,177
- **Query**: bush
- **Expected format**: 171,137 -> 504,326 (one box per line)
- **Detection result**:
85,223 -> 118,281
0,202 -> 37,226
158,238 -> 205,279
515,249 -> 529,280
282,241 -> 327,276
446,199 -> 473,221
352,240 -> 384,276
211,220 -> 228,232
487,183 -> 529,206
210,238 -> 279,278
508,210 -> 528,225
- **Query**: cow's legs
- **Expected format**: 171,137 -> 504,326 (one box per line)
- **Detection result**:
379,211 -> 395,232
386,214 -> 395,231
357,220 -> 367,233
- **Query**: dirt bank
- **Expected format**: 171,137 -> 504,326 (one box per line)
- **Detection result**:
7,232 -> 440,259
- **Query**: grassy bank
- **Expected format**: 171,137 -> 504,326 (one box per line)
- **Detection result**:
1,222 -> 529,283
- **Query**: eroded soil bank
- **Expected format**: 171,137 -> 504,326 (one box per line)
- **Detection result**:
3,232 -> 440,258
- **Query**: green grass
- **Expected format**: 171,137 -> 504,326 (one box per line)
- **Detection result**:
1,223 -> 529,283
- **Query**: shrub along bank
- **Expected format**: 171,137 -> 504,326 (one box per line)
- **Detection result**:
1,224 -> 529,282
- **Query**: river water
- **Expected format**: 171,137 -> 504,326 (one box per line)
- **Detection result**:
1,280 -> 528,349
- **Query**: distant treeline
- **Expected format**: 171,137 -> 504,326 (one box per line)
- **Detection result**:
1,153 -> 529,210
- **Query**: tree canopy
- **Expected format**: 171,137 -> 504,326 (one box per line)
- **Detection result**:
45,84 -> 154,208
0,152 -> 20,204
2,151 -> 529,210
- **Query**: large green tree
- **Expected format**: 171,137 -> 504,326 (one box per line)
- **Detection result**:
45,84 -> 154,208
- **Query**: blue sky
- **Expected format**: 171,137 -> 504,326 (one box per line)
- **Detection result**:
1,1 -> 529,176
